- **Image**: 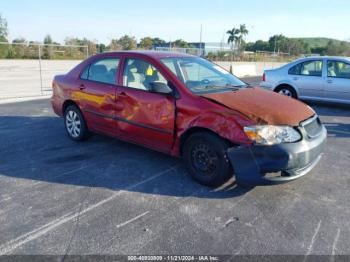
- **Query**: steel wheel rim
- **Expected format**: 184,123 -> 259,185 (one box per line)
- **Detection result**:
279,89 -> 292,97
191,142 -> 218,176
65,111 -> 81,138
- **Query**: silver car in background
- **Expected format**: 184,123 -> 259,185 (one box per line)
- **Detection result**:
260,56 -> 350,104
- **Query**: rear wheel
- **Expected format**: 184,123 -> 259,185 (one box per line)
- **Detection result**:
275,85 -> 297,99
64,105 -> 89,141
183,132 -> 233,187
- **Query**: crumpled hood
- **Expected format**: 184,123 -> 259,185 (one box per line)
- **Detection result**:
201,87 -> 315,126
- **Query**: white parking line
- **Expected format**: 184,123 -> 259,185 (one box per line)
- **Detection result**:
116,211 -> 149,229
0,165 -> 178,255
332,228 -> 341,256
303,220 -> 322,262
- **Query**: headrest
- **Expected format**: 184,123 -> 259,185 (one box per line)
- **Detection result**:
90,64 -> 107,75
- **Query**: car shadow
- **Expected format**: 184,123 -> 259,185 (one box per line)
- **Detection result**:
323,122 -> 350,138
0,116 -> 252,199
306,101 -> 350,117
302,101 -> 350,138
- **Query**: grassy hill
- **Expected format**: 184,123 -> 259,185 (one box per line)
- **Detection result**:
293,37 -> 349,48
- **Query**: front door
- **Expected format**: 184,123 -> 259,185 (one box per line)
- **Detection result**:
115,57 -> 176,153
78,58 -> 120,136
325,60 -> 350,102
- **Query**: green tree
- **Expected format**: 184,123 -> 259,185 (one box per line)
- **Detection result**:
11,38 -> 27,58
152,37 -> 166,46
268,34 -> 288,53
325,40 -> 348,56
43,34 -> 54,59
238,24 -> 249,52
226,27 -> 240,61
113,35 -> 137,50
246,40 -> 270,52
0,14 -> 8,58
0,14 -> 8,42
65,37 -> 95,58
12,37 -> 26,44
96,43 -> 107,53
284,39 -> 310,55
44,34 -> 53,44
109,39 -> 122,50
172,39 -> 193,48
140,37 -> 153,49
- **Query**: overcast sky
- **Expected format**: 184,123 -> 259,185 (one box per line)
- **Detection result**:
2,0 -> 350,44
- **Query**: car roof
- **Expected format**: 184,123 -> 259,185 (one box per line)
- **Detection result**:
296,56 -> 350,62
96,50 -> 194,59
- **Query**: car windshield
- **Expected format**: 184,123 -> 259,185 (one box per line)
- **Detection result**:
160,56 -> 247,94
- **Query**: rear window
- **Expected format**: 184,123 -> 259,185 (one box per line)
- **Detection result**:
81,58 -> 120,85
288,60 -> 323,77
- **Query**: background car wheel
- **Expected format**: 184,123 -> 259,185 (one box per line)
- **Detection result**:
183,132 -> 233,187
275,85 -> 297,99
64,105 -> 89,141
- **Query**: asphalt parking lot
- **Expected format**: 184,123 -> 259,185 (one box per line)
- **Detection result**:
0,86 -> 350,256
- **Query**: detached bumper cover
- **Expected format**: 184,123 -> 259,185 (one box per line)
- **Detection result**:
227,125 -> 327,186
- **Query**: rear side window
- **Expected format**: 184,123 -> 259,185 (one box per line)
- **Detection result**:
289,60 -> 323,77
288,63 -> 301,75
327,60 -> 350,79
81,58 -> 120,85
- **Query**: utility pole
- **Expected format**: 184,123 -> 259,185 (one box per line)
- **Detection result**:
199,24 -> 203,56
221,30 -> 225,51
38,45 -> 43,95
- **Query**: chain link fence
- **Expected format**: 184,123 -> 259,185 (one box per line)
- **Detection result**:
0,42 -> 88,100
0,42 -> 299,101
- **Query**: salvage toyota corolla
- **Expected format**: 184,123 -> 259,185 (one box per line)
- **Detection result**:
51,51 -> 327,187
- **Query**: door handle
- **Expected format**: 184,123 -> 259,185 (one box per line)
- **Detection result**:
327,79 -> 333,84
79,84 -> 86,90
293,77 -> 298,81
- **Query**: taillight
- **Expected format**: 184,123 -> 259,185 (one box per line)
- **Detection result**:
262,73 -> 266,82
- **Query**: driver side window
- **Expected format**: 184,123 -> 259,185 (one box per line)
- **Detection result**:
123,58 -> 167,91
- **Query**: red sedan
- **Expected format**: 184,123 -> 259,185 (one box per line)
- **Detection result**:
51,51 -> 326,187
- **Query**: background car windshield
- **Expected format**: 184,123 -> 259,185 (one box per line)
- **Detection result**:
161,57 -> 247,94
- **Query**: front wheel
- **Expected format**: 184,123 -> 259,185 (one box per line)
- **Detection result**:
183,132 -> 233,187
64,105 -> 89,141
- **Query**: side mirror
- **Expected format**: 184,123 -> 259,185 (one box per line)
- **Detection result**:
149,82 -> 173,95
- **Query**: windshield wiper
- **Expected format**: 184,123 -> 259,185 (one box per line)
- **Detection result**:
204,84 -> 239,91
225,83 -> 248,88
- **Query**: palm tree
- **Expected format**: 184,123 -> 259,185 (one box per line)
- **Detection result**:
238,24 -> 249,52
226,28 -> 240,62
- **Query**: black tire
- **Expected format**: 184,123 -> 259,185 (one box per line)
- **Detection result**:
64,105 -> 89,141
275,85 -> 297,99
183,132 -> 233,187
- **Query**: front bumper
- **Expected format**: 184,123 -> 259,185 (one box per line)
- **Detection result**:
227,125 -> 327,186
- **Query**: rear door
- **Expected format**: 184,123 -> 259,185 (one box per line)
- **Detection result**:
114,56 -> 176,153
288,59 -> 324,99
78,57 -> 120,136
324,59 -> 350,102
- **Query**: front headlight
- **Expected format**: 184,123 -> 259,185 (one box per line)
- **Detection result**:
244,125 -> 301,145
